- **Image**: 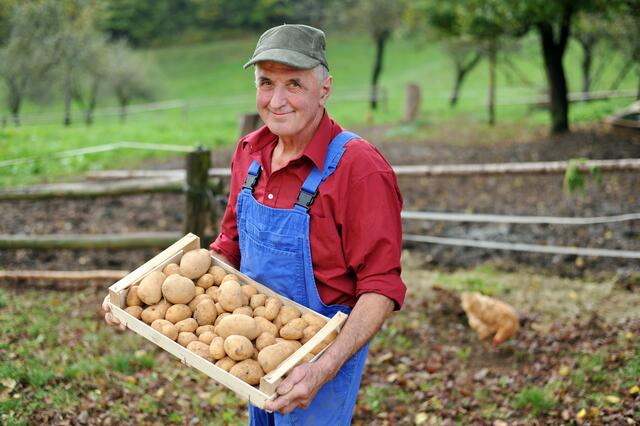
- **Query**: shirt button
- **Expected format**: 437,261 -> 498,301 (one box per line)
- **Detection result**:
267,193 -> 274,200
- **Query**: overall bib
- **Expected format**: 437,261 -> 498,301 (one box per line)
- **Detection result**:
237,131 -> 370,426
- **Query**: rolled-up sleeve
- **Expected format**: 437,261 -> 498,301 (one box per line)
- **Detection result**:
342,171 -> 406,310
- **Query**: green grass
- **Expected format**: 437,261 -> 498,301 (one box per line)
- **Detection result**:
513,385 -> 557,416
0,31 -> 637,187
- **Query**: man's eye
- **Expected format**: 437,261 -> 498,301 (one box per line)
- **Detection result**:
259,80 -> 272,86
289,81 -> 301,88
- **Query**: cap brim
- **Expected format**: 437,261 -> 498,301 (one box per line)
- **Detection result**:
243,48 -> 321,69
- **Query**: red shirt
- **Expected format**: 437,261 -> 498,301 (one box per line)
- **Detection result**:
210,111 -> 406,310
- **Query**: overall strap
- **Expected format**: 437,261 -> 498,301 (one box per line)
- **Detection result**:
295,131 -> 360,211
242,160 -> 262,194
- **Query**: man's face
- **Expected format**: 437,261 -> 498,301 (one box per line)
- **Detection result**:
255,61 -> 331,141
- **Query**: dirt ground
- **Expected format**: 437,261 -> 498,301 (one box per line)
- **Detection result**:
1,122 -> 638,278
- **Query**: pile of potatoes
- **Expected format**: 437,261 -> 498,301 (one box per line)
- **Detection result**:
123,248 -> 336,386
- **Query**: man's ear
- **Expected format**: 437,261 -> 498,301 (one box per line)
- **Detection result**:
319,75 -> 332,106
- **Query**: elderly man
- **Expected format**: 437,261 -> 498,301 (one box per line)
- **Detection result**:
103,23 -> 405,425
209,24 -> 406,425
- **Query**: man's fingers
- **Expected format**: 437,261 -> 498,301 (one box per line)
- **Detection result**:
277,365 -> 306,395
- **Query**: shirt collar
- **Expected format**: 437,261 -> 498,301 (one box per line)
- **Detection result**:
242,110 -> 334,172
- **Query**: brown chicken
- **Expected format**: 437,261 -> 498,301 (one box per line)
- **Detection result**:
461,292 -> 519,345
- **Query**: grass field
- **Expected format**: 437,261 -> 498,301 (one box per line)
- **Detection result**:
0,31 -> 637,187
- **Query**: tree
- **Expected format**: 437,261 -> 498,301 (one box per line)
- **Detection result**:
345,0 -> 405,110
57,4 -> 103,126
606,1 -> 640,98
572,11 -> 611,96
72,34 -> 109,125
106,40 -> 156,122
409,0 -> 522,125
0,0 -> 63,125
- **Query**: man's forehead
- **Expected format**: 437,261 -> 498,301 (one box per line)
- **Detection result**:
255,61 -> 313,77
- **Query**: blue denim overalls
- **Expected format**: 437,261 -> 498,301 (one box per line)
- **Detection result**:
237,131 -> 370,426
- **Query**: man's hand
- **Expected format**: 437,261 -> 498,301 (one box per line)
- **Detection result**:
263,361 -> 329,414
101,295 -> 126,331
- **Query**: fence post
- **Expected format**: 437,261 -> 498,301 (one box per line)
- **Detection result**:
184,146 -> 211,239
404,83 -> 421,123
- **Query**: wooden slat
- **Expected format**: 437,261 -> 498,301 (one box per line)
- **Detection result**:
0,177 -> 183,200
0,232 -> 182,250
0,269 -> 129,283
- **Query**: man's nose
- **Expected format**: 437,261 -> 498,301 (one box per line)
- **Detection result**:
269,85 -> 287,109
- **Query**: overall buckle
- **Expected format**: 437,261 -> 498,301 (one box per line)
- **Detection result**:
295,189 -> 317,210
242,168 -> 261,192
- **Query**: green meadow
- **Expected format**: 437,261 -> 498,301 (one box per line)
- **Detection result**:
0,31 -> 636,187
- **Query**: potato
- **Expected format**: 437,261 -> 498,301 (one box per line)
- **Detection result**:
209,336 -> 226,360
274,305 -> 301,328
254,317 -> 278,337
255,332 -> 277,351
215,356 -> 236,372
276,338 -> 302,352
206,286 -> 220,302
224,335 -> 254,361
221,274 -> 239,284
196,273 -> 215,289
177,332 -> 198,347
311,330 -> 337,355
195,325 -> 216,336
175,318 -> 198,333
300,325 -> 321,344
218,280 -> 245,312
279,318 -> 307,340
253,306 -> 267,318
257,342 -> 296,373
188,294 -> 212,311
241,285 -> 258,299
165,304 -> 192,324
214,312 -> 230,326
137,270 -> 166,305
162,274 -> 196,305
194,286 -> 205,296
208,266 -> 227,285
194,299 -> 217,326
233,306 -> 253,317
199,331 -> 217,345
126,285 -> 143,307
250,294 -> 267,309
264,297 -> 282,321
187,341 -> 211,360
151,319 -> 178,340
124,306 -> 143,319
180,249 -> 211,279
229,359 -> 264,385
302,313 -> 327,329
141,300 -> 170,324
215,302 -> 225,315
215,314 -> 260,340
162,263 -> 180,275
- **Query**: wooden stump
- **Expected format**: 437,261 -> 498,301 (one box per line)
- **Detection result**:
404,83 -> 421,123
184,147 -> 211,239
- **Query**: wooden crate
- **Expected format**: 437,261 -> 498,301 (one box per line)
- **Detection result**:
108,233 -> 348,409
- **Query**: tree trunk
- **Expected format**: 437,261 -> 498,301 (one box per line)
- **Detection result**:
637,68 -> 640,100
8,80 -> 21,126
63,71 -> 72,126
450,52 -> 481,107
579,39 -> 594,97
487,43 -> 497,126
537,7 -> 573,134
119,99 -> 128,122
370,32 -> 389,110
85,79 -> 99,126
